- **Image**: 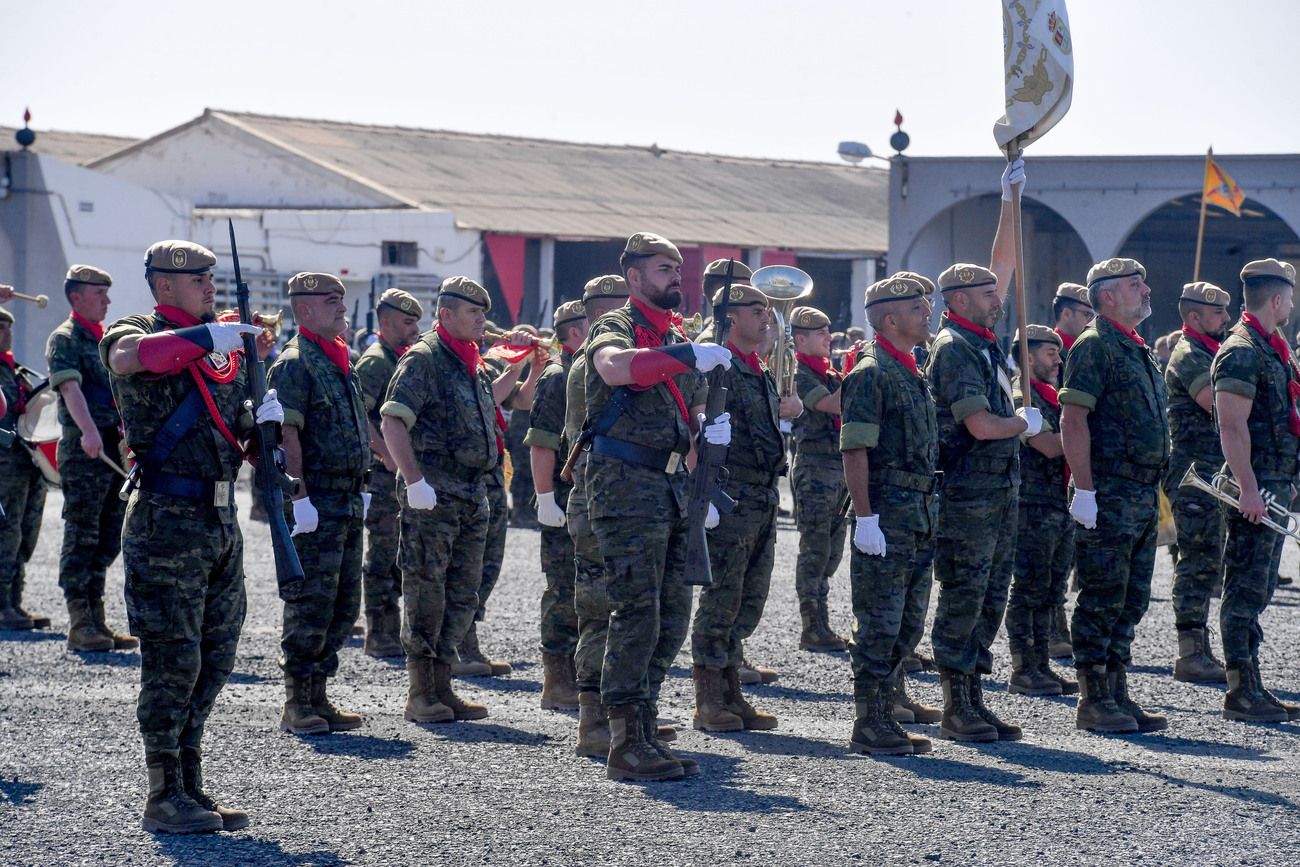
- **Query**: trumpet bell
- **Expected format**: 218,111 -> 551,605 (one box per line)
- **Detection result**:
1179,462 -> 1300,542
751,265 -> 815,302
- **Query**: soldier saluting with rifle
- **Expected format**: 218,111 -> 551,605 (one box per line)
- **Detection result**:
103,238 -> 291,835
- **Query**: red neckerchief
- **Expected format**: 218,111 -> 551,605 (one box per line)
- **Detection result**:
842,340 -> 867,373
727,342 -> 764,376
1031,380 -> 1060,410
1242,312 -> 1300,436
1055,329 -> 1076,351
437,323 -> 507,455
299,326 -> 350,377
0,352 -> 29,414
1100,316 -> 1146,348
561,344 -> 575,356
796,352 -> 841,431
71,312 -> 104,343
944,311 -> 995,343
875,334 -> 920,377
1181,325 -> 1221,356
628,297 -> 690,426
150,305 -> 241,450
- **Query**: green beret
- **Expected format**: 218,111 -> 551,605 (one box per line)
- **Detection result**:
287,272 -> 346,297
582,274 -> 629,302
892,270 -> 936,297
1180,281 -> 1230,308
439,276 -> 491,312
553,299 -> 586,330
1054,282 -> 1091,306
1016,323 -> 1062,348
65,264 -> 112,287
710,282 -> 768,309
790,306 -> 831,330
938,264 -> 998,293
1240,258 -> 1296,288
866,276 -> 927,308
623,232 -> 683,265
703,259 -> 753,282
145,241 -> 217,275
1086,258 -> 1146,288
377,287 -> 423,318
0,307 -> 13,325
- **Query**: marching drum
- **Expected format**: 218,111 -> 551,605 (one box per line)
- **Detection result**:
16,380 -> 61,486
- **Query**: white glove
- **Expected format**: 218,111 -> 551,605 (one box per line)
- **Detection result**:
206,321 -> 262,354
536,490 -> 566,527
361,491 -> 372,520
705,502 -> 720,529
255,388 -> 285,425
1070,488 -> 1098,530
1016,406 -> 1043,437
699,412 -> 732,447
291,497 -> 319,537
406,477 -> 438,510
692,342 -> 733,373
854,515 -> 886,556
1000,158 -> 1026,201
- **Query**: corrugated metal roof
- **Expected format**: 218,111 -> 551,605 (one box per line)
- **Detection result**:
1,126 -> 137,165
207,111 -> 887,254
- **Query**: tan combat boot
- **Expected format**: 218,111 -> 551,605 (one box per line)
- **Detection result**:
141,752 -> 223,835
1075,665 -> 1138,733
540,652 -> 580,710
0,605 -> 34,630
738,654 -> 779,685
1173,627 -> 1227,684
1048,604 -> 1073,658
433,660 -> 489,720
66,598 -> 113,652
280,674 -> 329,735
179,747 -> 249,831
574,691 -> 611,757
455,622 -> 511,676
798,601 -> 847,652
968,674 -> 1023,740
722,665 -> 778,730
363,609 -> 403,659
1035,645 -> 1078,695
1254,657 -> 1300,721
1008,647 -> 1063,697
90,598 -> 139,650
310,673 -> 363,731
1107,664 -> 1167,732
691,666 -> 744,732
849,684 -> 913,756
404,657 -> 454,723
643,702 -> 699,777
893,667 -> 942,724
1223,662 -> 1289,723
606,704 -> 683,782
937,669 -> 997,742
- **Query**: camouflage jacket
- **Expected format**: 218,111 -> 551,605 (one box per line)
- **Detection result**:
523,349 -> 574,492
0,359 -> 39,460
840,341 -> 938,533
1165,332 -> 1222,477
792,359 -> 842,461
47,316 -> 118,432
720,351 -> 785,490
268,333 -> 369,518
1013,375 -> 1067,511
1060,317 -> 1170,485
1211,320 -> 1300,483
381,329 -> 498,502
355,338 -> 400,432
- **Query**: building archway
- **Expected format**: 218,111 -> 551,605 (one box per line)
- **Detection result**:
1117,195 -> 1300,339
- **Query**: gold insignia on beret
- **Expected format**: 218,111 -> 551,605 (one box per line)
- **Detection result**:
730,286 -> 745,302
601,278 -> 615,294
304,275 -> 319,291
798,311 -> 812,325
171,249 -> 187,269
890,280 -> 909,296
1107,260 -> 1124,274
959,268 -> 974,283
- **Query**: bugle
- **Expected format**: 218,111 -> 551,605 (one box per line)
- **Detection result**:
1179,462 -> 1300,542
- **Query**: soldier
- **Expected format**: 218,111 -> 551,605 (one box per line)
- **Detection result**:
1006,325 -> 1078,698
268,273 -> 370,736
379,277 -> 529,725
103,239 -> 282,833
1211,258 -> 1300,723
506,324 -> 541,529
789,305 -> 849,653
354,288 -> 423,658
841,275 -> 938,755
690,282 -> 801,733
46,265 -> 136,652
526,299 -> 587,710
586,232 -> 731,781
0,303 -> 51,630
1060,257 -> 1169,734
1164,281 -> 1232,683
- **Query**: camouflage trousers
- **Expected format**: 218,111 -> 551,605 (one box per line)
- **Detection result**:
592,510 -> 692,708
57,427 -> 126,603
1164,481 -> 1225,629
539,484 -> 578,656
567,464 -> 609,694
363,468 -> 402,616
123,493 -> 246,754
281,514 -> 364,678
1006,504 -> 1074,653
473,477 -> 507,621
691,479 -> 778,668
849,522 -> 934,696
0,450 -> 46,608
932,485 -> 1018,674
792,453 -> 848,607
400,491 -> 488,663
1071,476 -> 1157,668
508,441 -> 536,524
1220,479 -> 1287,663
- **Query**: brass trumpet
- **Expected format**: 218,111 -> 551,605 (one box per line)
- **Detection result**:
251,309 -> 285,334
751,265 -> 815,397
681,312 -> 706,340
484,326 -> 561,353
1179,462 -> 1300,542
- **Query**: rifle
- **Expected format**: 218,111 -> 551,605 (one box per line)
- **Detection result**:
366,276 -> 376,344
228,219 -> 306,596
682,260 -> 739,587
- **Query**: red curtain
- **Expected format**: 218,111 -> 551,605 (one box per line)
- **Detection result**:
484,233 -> 527,323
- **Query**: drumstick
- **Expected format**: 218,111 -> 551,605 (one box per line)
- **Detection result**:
10,291 -> 49,308
98,451 -> 129,479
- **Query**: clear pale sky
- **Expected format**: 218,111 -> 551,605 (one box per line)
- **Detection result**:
4,0 -> 1298,162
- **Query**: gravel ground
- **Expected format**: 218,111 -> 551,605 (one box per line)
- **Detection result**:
3,485 -> 1300,866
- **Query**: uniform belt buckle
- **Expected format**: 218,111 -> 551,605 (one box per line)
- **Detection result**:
213,480 -> 232,508
665,452 -> 682,474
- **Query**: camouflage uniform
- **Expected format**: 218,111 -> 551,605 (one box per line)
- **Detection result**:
0,359 -> 46,617
690,352 -> 784,668
101,311 -> 250,755
524,350 -> 579,656
925,316 -> 1020,675
584,305 -> 702,707
565,349 -> 608,693
381,329 -> 498,663
354,339 -> 403,625
47,316 -> 125,605
506,400 -> 536,525
1211,321 -> 1299,665
472,356 -> 510,625
1163,333 -> 1225,629
791,359 -> 848,615
268,334 -> 369,679
841,343 -> 938,695
1060,317 -> 1169,668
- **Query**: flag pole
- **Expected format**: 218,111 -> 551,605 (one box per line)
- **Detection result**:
1193,147 -> 1211,282
1008,137 -> 1032,411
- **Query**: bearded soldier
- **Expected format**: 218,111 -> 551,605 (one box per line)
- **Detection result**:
1164,281 -> 1232,683
103,240 -> 282,833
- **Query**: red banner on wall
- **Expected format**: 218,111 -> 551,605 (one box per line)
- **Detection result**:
761,249 -> 799,267
484,233 -> 526,323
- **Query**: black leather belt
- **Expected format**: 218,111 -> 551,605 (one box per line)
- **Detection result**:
140,469 -> 236,507
591,435 -> 683,474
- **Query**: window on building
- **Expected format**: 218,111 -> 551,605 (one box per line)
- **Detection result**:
382,241 -> 419,268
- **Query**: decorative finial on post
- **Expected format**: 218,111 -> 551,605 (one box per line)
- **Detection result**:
15,108 -> 36,150
889,110 -> 909,155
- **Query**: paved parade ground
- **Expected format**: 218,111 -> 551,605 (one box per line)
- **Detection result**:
3,488 -> 1300,866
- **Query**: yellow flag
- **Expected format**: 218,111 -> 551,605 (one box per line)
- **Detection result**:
1203,156 -> 1245,217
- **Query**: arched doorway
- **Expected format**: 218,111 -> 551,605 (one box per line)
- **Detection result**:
1117,195 -> 1300,340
